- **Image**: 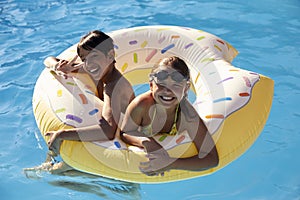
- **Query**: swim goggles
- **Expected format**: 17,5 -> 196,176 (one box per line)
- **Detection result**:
149,70 -> 187,83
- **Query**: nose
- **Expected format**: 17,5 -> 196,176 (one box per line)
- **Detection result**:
160,83 -> 174,94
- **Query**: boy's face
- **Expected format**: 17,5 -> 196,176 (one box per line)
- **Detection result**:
150,66 -> 189,107
80,48 -> 114,81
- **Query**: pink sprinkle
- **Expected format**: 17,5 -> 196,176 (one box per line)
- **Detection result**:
176,135 -> 185,144
145,49 -> 157,62
243,76 -> 251,87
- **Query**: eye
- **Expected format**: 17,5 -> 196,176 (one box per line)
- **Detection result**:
156,82 -> 167,87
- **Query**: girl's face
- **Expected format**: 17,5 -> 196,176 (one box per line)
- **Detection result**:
150,65 -> 189,108
79,48 -> 114,80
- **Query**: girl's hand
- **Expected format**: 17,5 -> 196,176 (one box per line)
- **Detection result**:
44,130 -> 63,154
139,147 -> 174,176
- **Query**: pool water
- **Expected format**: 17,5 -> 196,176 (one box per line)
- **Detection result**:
1,0 -> 300,199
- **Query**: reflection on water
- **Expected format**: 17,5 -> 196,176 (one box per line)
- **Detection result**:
24,167 -> 141,200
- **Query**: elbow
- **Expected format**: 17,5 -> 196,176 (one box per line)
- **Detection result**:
200,150 -> 219,169
209,150 -> 219,168
106,133 -> 115,141
105,125 -> 117,140
99,118 -> 117,140
211,154 -> 219,168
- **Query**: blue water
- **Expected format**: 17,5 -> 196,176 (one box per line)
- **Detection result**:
1,0 -> 300,199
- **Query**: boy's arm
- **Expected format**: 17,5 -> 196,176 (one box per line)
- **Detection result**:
101,91 -> 118,134
95,80 -> 104,100
120,132 -> 149,148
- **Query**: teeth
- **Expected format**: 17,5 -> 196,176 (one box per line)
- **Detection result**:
161,96 -> 174,101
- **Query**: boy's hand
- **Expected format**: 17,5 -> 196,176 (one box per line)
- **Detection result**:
44,130 -> 63,154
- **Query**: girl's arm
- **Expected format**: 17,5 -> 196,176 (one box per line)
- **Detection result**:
141,113 -> 219,175
120,94 -> 149,147
169,118 -> 219,171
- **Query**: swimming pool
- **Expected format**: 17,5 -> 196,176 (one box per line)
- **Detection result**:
0,0 -> 299,199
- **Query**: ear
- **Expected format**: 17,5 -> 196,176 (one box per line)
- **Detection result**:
184,81 -> 191,96
149,81 -> 153,91
107,49 -> 115,61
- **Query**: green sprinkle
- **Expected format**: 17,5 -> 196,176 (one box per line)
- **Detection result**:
201,58 -> 215,63
66,82 -> 77,86
159,135 -> 167,142
197,36 -> 205,40
55,108 -> 66,113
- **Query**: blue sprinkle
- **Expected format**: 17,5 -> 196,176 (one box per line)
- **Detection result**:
213,97 -> 232,103
89,109 -> 99,115
161,44 -> 175,54
114,141 -> 121,148
85,90 -> 95,95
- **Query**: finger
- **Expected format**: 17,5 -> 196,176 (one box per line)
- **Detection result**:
56,71 -> 67,78
63,74 -> 68,79
57,60 -> 68,68
139,161 -> 150,166
72,62 -> 84,70
141,165 -> 164,176
58,60 -> 68,66
146,153 -> 159,160
68,55 -> 78,65
48,142 -> 53,149
45,132 -> 54,137
139,167 -> 156,176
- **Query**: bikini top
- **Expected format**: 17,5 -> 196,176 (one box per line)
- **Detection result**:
140,104 -> 179,137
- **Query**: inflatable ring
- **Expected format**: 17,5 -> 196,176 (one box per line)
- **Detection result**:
33,25 -> 274,183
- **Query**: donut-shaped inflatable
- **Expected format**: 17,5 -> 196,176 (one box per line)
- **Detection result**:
33,25 -> 274,183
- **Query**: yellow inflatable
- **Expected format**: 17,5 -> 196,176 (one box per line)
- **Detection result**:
33,25 -> 274,183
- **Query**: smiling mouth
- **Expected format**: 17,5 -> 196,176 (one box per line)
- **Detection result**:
159,95 -> 175,102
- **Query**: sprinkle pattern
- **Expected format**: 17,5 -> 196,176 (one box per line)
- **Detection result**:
44,71 -> 100,128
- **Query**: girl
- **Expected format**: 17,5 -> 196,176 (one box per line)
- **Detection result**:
120,56 -> 219,176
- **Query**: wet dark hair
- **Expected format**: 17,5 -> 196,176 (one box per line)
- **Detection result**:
152,56 -> 190,80
77,30 -> 114,58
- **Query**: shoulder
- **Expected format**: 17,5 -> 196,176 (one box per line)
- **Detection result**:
105,72 -> 134,97
125,91 -> 152,114
130,91 -> 153,108
180,98 -> 199,122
